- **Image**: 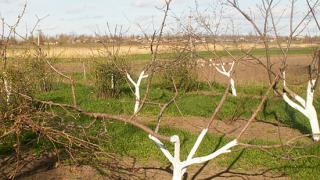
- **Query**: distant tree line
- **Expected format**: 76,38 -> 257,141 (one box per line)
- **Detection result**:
2,33 -> 320,46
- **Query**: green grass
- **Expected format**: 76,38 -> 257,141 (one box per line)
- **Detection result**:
36,80 -> 318,131
91,47 -> 313,61
6,75 -> 320,179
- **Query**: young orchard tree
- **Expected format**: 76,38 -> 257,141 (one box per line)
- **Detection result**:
149,73 -> 279,180
282,70 -> 320,141
0,4 -> 27,105
225,0 -> 320,142
198,60 -> 237,96
2,72 -> 11,104
125,0 -> 172,115
264,0 -> 320,141
149,129 -> 238,179
213,60 -> 237,96
192,2 -> 239,96
126,71 -> 149,114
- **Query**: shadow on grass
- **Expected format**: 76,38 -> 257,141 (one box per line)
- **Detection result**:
284,103 -> 310,135
189,135 -> 226,180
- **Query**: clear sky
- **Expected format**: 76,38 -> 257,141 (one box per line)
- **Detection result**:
0,0 -> 317,36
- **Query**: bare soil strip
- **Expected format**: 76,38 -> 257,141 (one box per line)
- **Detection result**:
20,163 -> 289,180
137,116 -> 310,143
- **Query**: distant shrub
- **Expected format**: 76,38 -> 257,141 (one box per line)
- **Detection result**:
94,61 -> 127,98
26,57 -> 54,92
161,57 -> 198,92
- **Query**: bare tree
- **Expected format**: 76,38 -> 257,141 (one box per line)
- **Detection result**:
213,61 -> 237,96
283,71 -> 320,141
149,74 -> 279,180
126,71 -> 149,114
0,3 -> 27,105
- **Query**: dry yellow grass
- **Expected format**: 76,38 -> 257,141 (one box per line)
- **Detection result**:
6,43 -> 317,58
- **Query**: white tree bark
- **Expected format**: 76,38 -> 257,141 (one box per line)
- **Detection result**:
111,74 -> 114,89
230,78 -> 237,97
3,72 -> 11,105
283,72 -> 320,141
126,71 -> 148,114
149,128 -> 238,180
214,61 -> 237,96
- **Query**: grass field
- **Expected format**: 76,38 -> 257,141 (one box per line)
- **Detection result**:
27,71 -> 320,179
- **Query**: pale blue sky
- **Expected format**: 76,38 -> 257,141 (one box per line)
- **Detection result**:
0,0 -> 317,36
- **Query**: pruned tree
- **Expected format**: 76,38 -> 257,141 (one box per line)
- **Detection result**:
126,71 -> 149,114
282,70 -> 320,141
213,61 -> 237,96
148,74 -> 279,180
149,130 -> 238,179
0,3 -> 27,105
263,0 -> 320,141
2,72 -> 11,104
124,0 -> 172,114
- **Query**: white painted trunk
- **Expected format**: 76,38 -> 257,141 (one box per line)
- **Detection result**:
172,166 -> 183,180
307,106 -> 320,141
149,130 -> 238,179
111,74 -> 114,89
214,62 -> 236,97
126,71 -> 148,114
230,78 -> 237,96
134,86 -> 140,114
3,74 -> 11,104
283,79 -> 320,141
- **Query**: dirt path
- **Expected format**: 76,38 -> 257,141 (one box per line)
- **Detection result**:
19,159 -> 288,180
137,116 -> 310,143
14,151 -> 291,180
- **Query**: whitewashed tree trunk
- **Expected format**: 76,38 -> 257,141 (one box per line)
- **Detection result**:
126,71 -> 148,114
230,78 -> 237,97
283,72 -> 320,141
149,128 -> 238,180
214,61 -> 237,96
3,72 -> 11,105
111,74 -> 114,89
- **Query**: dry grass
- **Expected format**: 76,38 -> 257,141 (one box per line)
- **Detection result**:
6,43 -> 317,58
